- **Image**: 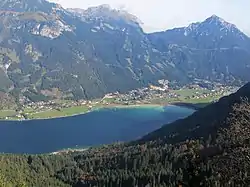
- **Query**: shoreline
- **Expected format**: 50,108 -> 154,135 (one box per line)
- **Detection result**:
102,103 -> 165,109
171,102 -> 210,110
50,148 -> 89,155
0,102 -> 199,122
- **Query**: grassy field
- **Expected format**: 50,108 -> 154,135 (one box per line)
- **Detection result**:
0,110 -> 17,119
27,106 -> 89,119
149,88 -> 222,109
102,97 -> 117,103
174,89 -> 198,97
173,88 -> 210,99
183,97 -> 216,104
149,97 -> 179,105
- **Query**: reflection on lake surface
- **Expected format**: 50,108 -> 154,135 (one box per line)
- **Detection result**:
0,105 -> 195,154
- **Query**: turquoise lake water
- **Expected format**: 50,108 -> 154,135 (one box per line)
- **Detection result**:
0,105 -> 194,154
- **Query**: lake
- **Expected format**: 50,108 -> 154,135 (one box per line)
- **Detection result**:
0,105 -> 195,154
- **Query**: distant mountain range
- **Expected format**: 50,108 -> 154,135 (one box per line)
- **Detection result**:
0,0 -> 249,103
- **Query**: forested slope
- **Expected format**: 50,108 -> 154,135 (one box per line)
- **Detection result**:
1,83 -> 250,186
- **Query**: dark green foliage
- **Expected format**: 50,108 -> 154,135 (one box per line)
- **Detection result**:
0,154 -> 73,187
1,83 -> 250,187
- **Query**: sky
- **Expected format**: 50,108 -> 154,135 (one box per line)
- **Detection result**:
50,0 -> 250,35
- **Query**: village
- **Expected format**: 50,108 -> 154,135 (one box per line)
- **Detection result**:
0,80 -> 239,120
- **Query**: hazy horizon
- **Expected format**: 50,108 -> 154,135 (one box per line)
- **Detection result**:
48,0 -> 250,35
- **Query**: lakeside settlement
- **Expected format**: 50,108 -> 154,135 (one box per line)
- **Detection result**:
0,80 -> 239,120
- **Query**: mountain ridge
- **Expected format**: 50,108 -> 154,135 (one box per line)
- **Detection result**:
0,0 -> 58,13
0,0 -> 249,104
67,4 -> 142,26
149,14 -> 250,50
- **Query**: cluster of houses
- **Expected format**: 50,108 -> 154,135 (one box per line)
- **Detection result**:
4,80 -> 237,120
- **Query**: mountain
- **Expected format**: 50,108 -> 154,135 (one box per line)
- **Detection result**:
0,1 -> 186,103
149,15 -> 250,50
0,0 -> 249,104
149,15 -> 250,84
67,4 -> 141,26
1,83 -> 250,186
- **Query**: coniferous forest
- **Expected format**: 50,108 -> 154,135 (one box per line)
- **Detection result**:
0,83 -> 250,187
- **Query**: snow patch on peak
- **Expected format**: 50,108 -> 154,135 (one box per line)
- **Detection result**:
181,15 -> 246,38
184,23 -> 199,36
209,14 -> 224,22
205,15 -> 237,31
96,4 -> 112,10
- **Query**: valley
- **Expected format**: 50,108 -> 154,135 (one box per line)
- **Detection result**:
0,0 -> 249,186
0,83 -> 249,187
0,81 -> 237,120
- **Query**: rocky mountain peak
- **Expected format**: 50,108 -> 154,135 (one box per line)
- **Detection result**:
88,4 -> 112,12
68,4 -> 142,26
207,14 -> 225,22
179,14 -> 250,49
204,14 -> 237,31
183,15 -> 241,36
